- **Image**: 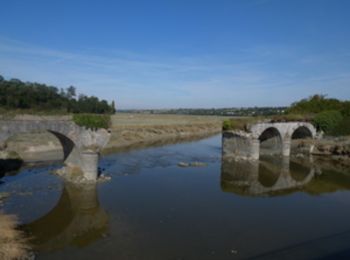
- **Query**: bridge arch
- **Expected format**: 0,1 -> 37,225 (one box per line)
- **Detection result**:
0,118 -> 111,181
1,122 -> 81,164
258,127 -> 283,156
47,131 -> 75,161
290,123 -> 316,139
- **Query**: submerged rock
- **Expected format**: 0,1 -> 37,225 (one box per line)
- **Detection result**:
177,161 -> 208,168
53,166 -> 111,184
178,162 -> 190,167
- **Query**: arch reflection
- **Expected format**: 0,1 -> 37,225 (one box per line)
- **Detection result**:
22,181 -> 109,251
221,156 -> 315,197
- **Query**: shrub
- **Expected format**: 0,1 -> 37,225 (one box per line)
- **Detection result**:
73,114 -> 111,129
331,116 -> 350,136
270,114 -> 314,122
222,118 -> 260,131
341,101 -> 350,117
222,119 -> 234,131
313,110 -> 343,134
288,94 -> 343,114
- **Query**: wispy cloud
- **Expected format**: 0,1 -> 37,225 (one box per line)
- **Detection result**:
0,37 -> 349,108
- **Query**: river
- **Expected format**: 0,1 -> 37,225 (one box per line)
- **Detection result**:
1,134 -> 350,259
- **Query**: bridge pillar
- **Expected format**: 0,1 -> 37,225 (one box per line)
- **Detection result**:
251,138 -> 260,160
80,152 -> 99,181
282,139 -> 291,157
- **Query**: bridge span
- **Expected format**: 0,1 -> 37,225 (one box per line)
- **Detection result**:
0,116 -> 110,181
223,121 -> 318,160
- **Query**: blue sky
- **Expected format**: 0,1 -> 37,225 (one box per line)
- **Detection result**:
0,0 -> 349,109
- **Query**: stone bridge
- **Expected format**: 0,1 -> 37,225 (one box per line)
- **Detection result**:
223,121 -> 317,160
0,116 -> 110,181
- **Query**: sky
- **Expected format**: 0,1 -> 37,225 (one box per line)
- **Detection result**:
0,0 -> 349,109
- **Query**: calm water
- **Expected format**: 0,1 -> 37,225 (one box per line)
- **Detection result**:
1,135 -> 350,259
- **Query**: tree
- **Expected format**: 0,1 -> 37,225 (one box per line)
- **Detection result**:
66,86 -> 76,99
111,100 -> 116,113
0,77 -> 116,114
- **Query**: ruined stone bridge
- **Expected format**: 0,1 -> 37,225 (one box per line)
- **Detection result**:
0,116 -> 110,181
223,121 -> 318,160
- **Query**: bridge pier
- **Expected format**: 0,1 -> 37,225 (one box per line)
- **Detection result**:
80,152 -> 99,181
222,132 -> 260,160
251,138 -> 260,160
282,139 -> 291,157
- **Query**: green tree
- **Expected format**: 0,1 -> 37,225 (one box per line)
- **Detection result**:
111,100 -> 116,113
66,86 -> 76,99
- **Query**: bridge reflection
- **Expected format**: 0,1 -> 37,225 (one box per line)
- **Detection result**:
21,181 -> 109,251
221,156 -> 319,196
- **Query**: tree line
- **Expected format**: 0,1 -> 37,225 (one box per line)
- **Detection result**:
0,75 -> 116,114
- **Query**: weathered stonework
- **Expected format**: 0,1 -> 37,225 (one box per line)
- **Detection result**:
0,116 -> 110,181
223,122 -> 317,160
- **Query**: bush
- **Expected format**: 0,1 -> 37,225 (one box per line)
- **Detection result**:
73,114 -> 111,129
270,114 -> 314,122
341,101 -> 350,117
222,118 -> 261,131
313,110 -> 343,134
288,94 -> 343,114
332,116 -> 350,136
222,119 -> 234,131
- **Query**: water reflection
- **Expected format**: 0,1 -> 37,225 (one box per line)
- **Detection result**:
22,181 -> 109,252
0,159 -> 23,181
221,156 -> 319,196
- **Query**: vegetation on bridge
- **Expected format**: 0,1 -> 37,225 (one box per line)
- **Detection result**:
73,114 -> 111,129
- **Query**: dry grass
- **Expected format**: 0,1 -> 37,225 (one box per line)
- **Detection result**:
110,113 -> 225,127
0,212 -> 30,260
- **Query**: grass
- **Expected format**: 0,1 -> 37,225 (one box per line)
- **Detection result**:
73,114 -> 111,129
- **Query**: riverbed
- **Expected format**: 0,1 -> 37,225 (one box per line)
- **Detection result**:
1,135 -> 350,259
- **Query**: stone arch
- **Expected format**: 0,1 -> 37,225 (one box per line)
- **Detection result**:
47,130 -> 76,161
258,127 -> 283,156
289,123 -> 316,156
0,119 -> 111,181
291,125 -> 314,139
2,128 -> 79,163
